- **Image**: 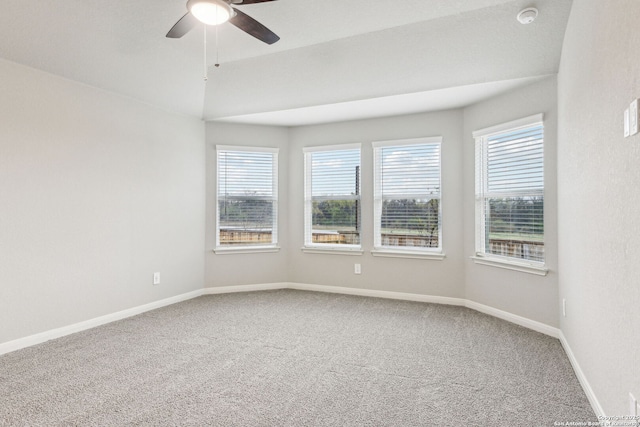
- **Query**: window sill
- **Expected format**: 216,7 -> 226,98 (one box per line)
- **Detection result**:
301,246 -> 364,256
471,255 -> 548,276
371,249 -> 445,260
214,246 -> 280,255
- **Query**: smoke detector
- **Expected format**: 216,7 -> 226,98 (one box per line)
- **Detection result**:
517,7 -> 538,24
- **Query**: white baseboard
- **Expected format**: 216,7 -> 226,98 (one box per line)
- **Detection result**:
202,283 -> 289,295
0,281 -> 600,420
559,331 -> 605,417
287,282 -> 466,307
1,281 -> 597,417
211,282 -> 557,338
0,282 -> 559,355
0,289 -> 204,356
465,300 -> 560,338
289,283 -> 558,337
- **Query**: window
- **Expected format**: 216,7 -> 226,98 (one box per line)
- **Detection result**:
304,144 -> 361,251
473,115 -> 545,272
373,138 -> 443,258
216,146 -> 278,252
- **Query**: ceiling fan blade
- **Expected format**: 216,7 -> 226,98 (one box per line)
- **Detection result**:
233,0 -> 278,4
166,12 -> 199,38
229,8 -> 280,45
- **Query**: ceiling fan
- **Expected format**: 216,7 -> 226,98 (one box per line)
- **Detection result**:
166,0 -> 280,45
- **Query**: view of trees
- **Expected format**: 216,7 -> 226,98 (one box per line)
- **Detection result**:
381,198 -> 440,247
310,198 -> 440,246
312,200 -> 359,230
487,196 -> 544,240
218,194 -> 541,249
311,199 -> 441,233
381,199 -> 439,233
218,199 -> 274,230
218,196 -> 541,243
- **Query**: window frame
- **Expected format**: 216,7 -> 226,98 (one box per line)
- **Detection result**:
371,137 -> 445,260
214,145 -> 279,254
472,114 -> 548,275
302,144 -> 363,255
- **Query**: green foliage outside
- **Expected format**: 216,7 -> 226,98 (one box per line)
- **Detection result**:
312,200 -> 359,230
488,197 -> 543,242
380,199 -> 439,236
312,198 -> 440,236
219,199 -> 273,230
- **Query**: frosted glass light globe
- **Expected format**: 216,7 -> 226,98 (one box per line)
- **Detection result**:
187,0 -> 232,25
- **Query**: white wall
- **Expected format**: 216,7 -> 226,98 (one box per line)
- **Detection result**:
205,122 -> 290,287
287,110 -> 465,297
462,76 -> 560,327
0,59 -> 206,345
9,9 -> 639,417
206,90 -> 563,330
558,0 -> 640,415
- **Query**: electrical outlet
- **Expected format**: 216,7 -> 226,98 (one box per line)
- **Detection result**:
630,393 -> 637,416
153,272 -> 160,285
562,299 -> 566,317
354,264 -> 361,275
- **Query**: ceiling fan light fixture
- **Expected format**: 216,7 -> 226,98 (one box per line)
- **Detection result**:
187,0 -> 233,25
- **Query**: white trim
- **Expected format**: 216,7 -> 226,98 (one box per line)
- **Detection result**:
287,283 -> 558,339
559,331 -> 605,417
214,246 -> 280,255
471,255 -> 549,276
202,283 -> 289,295
303,143 -> 361,153
215,147 -> 279,248
205,283 -> 561,341
0,282 -> 562,359
303,145 -> 362,248
215,145 -> 279,153
372,139 -> 443,252
301,246 -> 364,256
472,113 -> 544,138
288,282 -> 465,306
371,249 -> 446,260
1,284 -> 595,416
465,300 -> 559,338
0,289 -> 204,356
372,136 -> 442,148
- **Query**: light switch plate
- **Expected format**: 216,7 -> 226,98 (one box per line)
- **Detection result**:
630,99 -> 639,136
625,108 -> 630,137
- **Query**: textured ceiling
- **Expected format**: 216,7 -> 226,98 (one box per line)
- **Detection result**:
0,0 -> 573,124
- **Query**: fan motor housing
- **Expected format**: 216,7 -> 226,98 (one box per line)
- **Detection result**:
517,7 -> 539,24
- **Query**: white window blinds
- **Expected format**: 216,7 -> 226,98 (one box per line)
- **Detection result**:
474,115 -> 544,263
216,146 -> 278,247
373,138 -> 442,251
304,145 -> 361,247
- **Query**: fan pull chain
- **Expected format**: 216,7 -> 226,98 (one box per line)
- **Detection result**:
215,24 -> 220,68
203,25 -> 208,81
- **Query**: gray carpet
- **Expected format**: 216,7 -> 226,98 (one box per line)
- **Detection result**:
0,289 -> 595,426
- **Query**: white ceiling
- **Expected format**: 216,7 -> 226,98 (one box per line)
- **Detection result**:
0,0 -> 573,125
216,76 -> 551,127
